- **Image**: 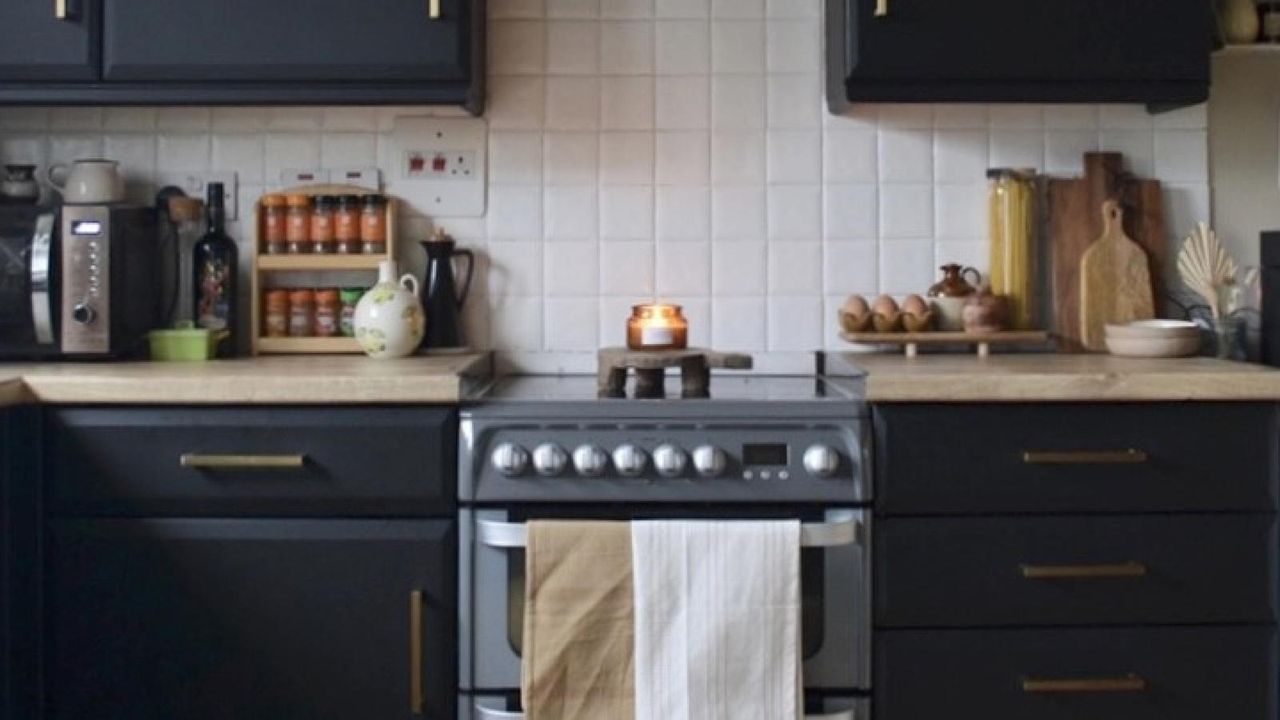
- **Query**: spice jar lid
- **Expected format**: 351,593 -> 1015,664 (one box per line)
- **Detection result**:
361,193 -> 388,207
264,288 -> 290,303
288,288 -> 315,302
285,194 -> 312,207
315,288 -> 340,302
313,195 -> 335,209
336,194 -> 362,208
340,287 -> 365,301
260,194 -> 286,208
167,196 -> 204,223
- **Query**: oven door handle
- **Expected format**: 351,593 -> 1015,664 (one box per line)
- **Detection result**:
475,510 -> 864,549
473,703 -> 856,720
30,212 -> 55,345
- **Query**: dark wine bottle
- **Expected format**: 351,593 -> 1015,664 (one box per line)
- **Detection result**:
192,182 -> 237,357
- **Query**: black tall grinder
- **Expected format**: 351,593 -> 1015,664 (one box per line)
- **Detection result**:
419,229 -> 474,349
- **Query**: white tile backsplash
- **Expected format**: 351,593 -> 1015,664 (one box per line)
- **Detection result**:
0,2 -> 1210,365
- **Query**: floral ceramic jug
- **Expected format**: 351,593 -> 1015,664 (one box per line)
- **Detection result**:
353,260 -> 426,358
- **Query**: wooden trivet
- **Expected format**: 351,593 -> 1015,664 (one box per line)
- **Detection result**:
839,330 -> 1051,358
598,348 -> 753,398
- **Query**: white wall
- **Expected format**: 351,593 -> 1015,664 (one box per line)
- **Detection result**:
0,0 -> 1211,370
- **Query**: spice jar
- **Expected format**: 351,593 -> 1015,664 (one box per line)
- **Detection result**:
626,304 -> 689,350
360,194 -> 388,255
264,289 -> 290,337
261,194 -> 287,254
288,289 -> 315,337
334,195 -> 362,254
314,288 -> 340,337
285,194 -> 312,254
310,195 -> 336,254
339,287 -> 363,337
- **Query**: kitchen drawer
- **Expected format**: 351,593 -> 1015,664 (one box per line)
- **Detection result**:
45,407 -> 455,517
876,514 -> 1278,628
875,626 -> 1278,720
874,403 -> 1278,514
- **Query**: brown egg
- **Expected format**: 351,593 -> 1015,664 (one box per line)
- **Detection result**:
901,294 -> 929,317
841,294 -> 870,317
872,294 -> 899,316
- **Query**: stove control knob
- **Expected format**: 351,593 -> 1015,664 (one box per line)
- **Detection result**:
491,443 -> 530,477
803,444 -> 841,478
532,443 -> 569,476
692,445 -> 727,478
612,444 -> 647,477
652,444 -> 687,478
572,444 -> 610,477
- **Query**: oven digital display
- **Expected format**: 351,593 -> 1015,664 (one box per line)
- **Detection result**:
70,220 -> 103,236
742,443 -> 788,466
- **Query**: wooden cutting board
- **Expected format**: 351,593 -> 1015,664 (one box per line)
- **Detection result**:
1048,152 -> 1166,351
1078,200 -> 1156,351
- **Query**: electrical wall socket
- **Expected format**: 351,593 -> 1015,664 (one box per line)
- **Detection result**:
156,171 -> 238,220
389,116 -> 487,217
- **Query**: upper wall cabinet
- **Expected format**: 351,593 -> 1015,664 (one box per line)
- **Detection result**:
0,0 -> 485,113
825,0 -> 1212,111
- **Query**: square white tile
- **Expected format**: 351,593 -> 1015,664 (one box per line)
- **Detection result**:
934,184 -> 986,240
489,131 -> 545,184
547,0 -> 598,18
656,20 -> 711,74
767,129 -> 820,184
158,133 -> 212,173
765,20 -> 820,73
657,185 -> 711,241
824,128 -> 877,183
712,76 -> 766,130
657,0 -> 708,16
600,21 -> 655,74
879,184 -> 934,239
712,0 -> 764,18
544,185 -> 599,241
487,241 -> 544,296
599,131 -> 655,184
599,185 -> 655,240
823,184 -> 878,239
547,20 -> 601,74
1154,130 -> 1208,183
879,239 -> 936,295
656,76 -> 711,130
1043,104 -> 1099,130
987,105 -> 1043,129
1099,105 -> 1153,130
212,134 -> 264,184
711,130 -> 766,183
932,105 -> 987,129
712,185 -> 766,240
600,241 -> 656,295
489,20 -> 546,75
712,296 -> 766,350
544,242 -> 600,295
712,241 -> 767,294
766,73 -> 821,129
602,0 -> 653,17
988,130 -> 1044,171
544,131 -> 599,184
879,128 -> 933,183
712,20 -> 766,73
768,241 -> 821,294
487,76 -> 546,130
823,240 -> 878,295
766,184 -> 821,240
657,131 -> 711,185
601,77 -> 656,130
766,0 -> 820,18
320,133 -> 377,169
767,296 -> 822,350
656,241 -> 712,295
545,298 -> 601,350
487,185 -> 544,241
488,296 -> 544,350
1044,130 -> 1098,175
933,130 -> 988,184
545,77 -> 601,130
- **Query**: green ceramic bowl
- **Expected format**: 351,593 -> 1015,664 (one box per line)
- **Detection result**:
148,322 -> 228,362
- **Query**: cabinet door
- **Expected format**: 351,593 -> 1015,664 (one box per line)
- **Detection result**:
846,0 -> 1208,84
0,0 -> 99,80
45,518 -> 456,720
102,0 -> 471,83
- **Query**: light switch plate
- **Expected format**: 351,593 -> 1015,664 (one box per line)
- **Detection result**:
332,167 -> 381,191
155,171 -> 238,220
389,116 -> 487,217
278,168 -> 330,188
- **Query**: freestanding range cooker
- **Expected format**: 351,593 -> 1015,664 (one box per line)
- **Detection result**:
457,373 -> 872,719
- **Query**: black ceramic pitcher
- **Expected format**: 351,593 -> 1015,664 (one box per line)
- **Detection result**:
419,229 -> 474,350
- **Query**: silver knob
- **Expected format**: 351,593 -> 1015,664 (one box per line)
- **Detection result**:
652,443 -> 687,478
491,443 -> 529,477
691,445 -> 727,478
572,444 -> 609,476
803,444 -> 841,478
532,443 -> 569,476
71,302 -> 96,325
612,444 -> 648,477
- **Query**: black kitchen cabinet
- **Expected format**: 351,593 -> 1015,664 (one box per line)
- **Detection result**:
0,0 -> 485,111
0,1 -> 99,81
45,518 -> 457,720
825,0 -> 1212,110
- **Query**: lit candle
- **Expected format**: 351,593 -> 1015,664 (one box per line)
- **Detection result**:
627,304 -> 689,350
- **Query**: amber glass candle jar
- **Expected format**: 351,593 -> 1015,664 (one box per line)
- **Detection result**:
626,304 -> 688,350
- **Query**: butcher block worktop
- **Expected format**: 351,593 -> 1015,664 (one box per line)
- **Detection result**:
0,353 -> 492,406
834,353 -> 1280,403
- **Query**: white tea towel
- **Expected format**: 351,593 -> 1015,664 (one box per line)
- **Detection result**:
631,520 -> 803,720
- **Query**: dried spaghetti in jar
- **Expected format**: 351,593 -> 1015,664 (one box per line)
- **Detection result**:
987,168 -> 1038,330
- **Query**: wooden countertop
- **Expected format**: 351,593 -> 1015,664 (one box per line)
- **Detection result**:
835,353 -> 1280,402
0,353 -> 492,405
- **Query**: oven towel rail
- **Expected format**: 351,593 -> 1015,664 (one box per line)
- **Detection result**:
476,510 -> 863,549
473,703 -> 857,720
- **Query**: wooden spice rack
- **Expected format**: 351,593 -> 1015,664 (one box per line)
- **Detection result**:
250,184 -> 398,356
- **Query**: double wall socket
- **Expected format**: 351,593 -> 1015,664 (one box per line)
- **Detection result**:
389,116 -> 487,217
156,171 -> 238,220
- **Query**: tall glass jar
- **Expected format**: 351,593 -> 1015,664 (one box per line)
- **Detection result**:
987,168 -> 1038,330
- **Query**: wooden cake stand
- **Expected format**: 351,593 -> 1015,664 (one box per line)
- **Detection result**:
598,348 -> 753,398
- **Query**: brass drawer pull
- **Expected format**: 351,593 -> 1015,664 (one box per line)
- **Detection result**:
1022,674 -> 1148,694
54,0 -> 68,19
1022,449 -> 1148,465
1020,561 -> 1148,580
410,590 -> 426,715
875,0 -> 889,16
180,454 -> 306,470
429,0 -> 441,18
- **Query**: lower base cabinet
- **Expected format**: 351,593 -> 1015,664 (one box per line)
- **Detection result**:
875,626 -> 1278,719
44,518 -> 456,720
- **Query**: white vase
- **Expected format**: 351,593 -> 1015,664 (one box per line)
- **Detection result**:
1221,0 -> 1260,44
353,260 -> 426,359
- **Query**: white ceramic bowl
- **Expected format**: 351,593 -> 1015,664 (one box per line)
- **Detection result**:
1104,319 -> 1200,340
1104,335 -> 1202,358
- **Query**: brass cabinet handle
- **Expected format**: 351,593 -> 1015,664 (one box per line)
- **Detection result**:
1022,674 -> 1148,694
54,0 -> 68,19
179,454 -> 306,470
429,0 -> 441,19
1022,449 -> 1148,465
875,0 -> 889,16
410,590 -> 426,715
1020,561 -> 1148,580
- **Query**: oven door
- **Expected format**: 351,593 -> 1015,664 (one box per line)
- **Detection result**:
459,506 -> 870,696
0,208 -> 57,358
